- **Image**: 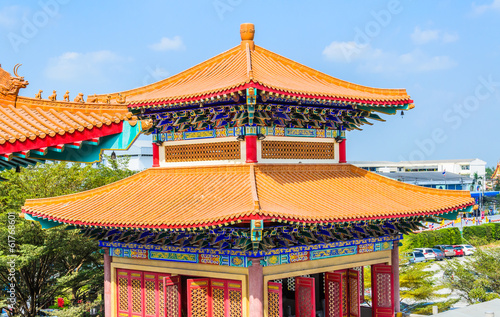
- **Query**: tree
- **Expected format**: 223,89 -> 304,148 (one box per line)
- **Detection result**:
0,159 -> 135,316
441,247 -> 500,304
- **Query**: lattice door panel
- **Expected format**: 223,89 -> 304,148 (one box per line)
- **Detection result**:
211,279 -> 226,317
117,270 -> 131,317
187,278 -> 210,317
351,267 -> 364,303
227,281 -> 243,317
164,141 -> 241,162
261,141 -> 335,159
295,277 -> 315,317
130,272 -> 143,316
371,264 -> 394,317
144,274 -> 157,317
164,276 -> 181,317
347,270 -> 360,317
325,272 -> 344,317
268,282 -> 283,317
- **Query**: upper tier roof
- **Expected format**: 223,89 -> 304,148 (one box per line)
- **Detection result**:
22,164 -> 474,229
98,24 -> 411,107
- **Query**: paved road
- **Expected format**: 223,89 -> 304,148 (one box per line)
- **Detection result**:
422,214 -> 500,231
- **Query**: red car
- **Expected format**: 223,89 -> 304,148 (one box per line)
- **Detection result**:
452,245 -> 464,257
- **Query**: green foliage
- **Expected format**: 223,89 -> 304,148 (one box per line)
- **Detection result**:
463,222 -> 500,245
400,262 -> 447,302
402,227 -> 462,251
411,298 -> 460,315
441,247 -> 500,304
403,222 -> 500,250
0,159 -> 135,316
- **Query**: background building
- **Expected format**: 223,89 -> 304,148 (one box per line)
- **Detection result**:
353,159 -> 487,191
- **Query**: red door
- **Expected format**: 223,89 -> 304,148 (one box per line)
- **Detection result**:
187,278 -> 210,317
295,277 -> 315,317
325,272 -> 344,317
164,276 -> 181,317
268,282 -> 283,317
371,264 -> 394,317
347,270 -> 360,317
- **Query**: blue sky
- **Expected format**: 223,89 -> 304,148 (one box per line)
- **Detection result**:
1,0 -> 499,167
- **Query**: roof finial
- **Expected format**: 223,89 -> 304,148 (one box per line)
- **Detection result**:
240,23 -> 255,51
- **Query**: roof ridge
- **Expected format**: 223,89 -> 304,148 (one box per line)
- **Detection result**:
249,164 -> 260,211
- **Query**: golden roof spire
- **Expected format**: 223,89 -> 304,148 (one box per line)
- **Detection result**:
240,23 -> 255,50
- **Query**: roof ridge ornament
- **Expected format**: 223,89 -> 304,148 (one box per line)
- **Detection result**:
240,23 -> 255,51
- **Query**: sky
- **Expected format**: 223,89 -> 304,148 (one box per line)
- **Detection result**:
1,0 -> 499,167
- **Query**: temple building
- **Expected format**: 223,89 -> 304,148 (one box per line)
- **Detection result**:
19,24 -> 474,317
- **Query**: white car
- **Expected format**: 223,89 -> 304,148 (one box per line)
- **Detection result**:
414,248 -> 436,260
459,244 -> 476,256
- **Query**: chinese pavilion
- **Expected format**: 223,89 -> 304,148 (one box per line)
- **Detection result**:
20,24 -> 474,317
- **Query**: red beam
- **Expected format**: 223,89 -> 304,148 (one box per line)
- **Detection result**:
0,122 -> 123,155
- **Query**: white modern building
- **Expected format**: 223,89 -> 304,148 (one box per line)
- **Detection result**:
352,159 -> 487,191
103,139 -> 153,171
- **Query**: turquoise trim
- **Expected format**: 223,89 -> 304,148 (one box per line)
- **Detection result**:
437,210 -> 459,220
24,213 -> 62,229
28,121 -> 142,164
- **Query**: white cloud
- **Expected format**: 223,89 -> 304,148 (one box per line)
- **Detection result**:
322,41 -> 455,73
357,47 -> 456,74
411,27 -> 459,45
322,41 -> 384,63
472,0 -> 500,15
0,5 -> 29,29
45,50 -> 132,81
149,36 -> 185,51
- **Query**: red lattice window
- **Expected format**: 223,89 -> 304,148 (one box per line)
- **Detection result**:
371,264 -> 394,317
164,141 -> 241,162
268,282 -> 283,317
261,141 -> 335,159
187,278 -> 242,317
116,269 -> 170,317
295,277 -> 315,317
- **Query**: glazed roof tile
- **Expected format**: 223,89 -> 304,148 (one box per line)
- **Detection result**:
22,164 -> 474,229
0,64 -> 137,155
102,45 -> 410,107
0,97 -> 132,147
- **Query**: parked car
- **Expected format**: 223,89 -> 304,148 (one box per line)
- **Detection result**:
407,251 -> 426,264
452,245 -> 464,257
433,245 -> 456,258
431,248 -> 445,261
414,248 -> 436,261
459,244 -> 476,256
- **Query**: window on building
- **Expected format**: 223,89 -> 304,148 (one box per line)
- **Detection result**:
461,165 -> 470,170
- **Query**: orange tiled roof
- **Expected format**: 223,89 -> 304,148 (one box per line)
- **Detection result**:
493,162 -> 500,179
0,65 -> 137,155
0,96 -> 132,146
101,45 -> 411,107
22,164 -> 474,229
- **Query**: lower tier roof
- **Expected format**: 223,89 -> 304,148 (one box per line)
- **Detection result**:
21,164 -> 475,229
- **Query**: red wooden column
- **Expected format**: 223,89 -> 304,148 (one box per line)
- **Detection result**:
339,139 -> 347,163
246,135 -> 258,163
249,258 -> 264,316
152,143 -> 160,167
103,248 -> 111,317
392,241 -> 400,313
